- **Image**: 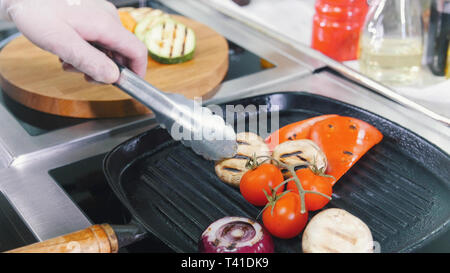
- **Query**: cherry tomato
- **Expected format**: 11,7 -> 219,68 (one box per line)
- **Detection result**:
287,168 -> 333,211
240,163 -> 284,206
262,192 -> 308,239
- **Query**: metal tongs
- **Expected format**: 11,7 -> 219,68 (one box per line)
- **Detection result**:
113,64 -> 237,161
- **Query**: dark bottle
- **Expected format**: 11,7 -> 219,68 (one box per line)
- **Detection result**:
232,0 -> 251,6
426,0 -> 450,76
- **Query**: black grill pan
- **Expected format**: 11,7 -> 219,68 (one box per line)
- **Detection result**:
103,92 -> 450,253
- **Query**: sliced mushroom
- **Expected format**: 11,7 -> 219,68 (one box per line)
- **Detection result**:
215,132 -> 270,187
272,139 -> 327,177
302,208 -> 374,253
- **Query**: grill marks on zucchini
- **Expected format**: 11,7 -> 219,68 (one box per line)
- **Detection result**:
124,7 -> 197,64
181,27 -> 188,57
146,20 -> 196,64
134,13 -> 171,41
169,23 -> 175,58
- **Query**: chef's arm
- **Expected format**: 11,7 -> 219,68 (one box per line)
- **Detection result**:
0,0 -> 147,83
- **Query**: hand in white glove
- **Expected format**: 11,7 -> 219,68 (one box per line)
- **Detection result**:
1,0 -> 147,83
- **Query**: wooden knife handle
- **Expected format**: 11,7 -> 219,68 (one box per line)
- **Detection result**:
6,224 -> 119,253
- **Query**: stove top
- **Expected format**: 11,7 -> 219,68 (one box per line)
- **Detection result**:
0,191 -> 36,252
0,92 -> 87,137
49,154 -> 173,253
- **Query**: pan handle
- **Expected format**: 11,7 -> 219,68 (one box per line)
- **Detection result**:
5,224 -> 119,253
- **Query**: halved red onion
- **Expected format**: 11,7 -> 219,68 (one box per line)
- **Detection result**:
199,216 -> 274,253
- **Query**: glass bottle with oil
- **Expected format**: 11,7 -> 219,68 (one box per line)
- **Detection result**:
359,0 -> 424,85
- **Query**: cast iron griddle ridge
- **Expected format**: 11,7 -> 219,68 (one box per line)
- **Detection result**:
104,92 -> 450,253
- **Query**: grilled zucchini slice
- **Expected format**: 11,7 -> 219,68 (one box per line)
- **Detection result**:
145,20 -> 196,64
134,11 -> 171,41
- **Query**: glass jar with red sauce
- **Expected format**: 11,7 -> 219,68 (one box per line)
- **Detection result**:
311,0 -> 369,61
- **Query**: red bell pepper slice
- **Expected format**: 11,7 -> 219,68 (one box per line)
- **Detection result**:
310,116 -> 383,185
265,114 -> 338,151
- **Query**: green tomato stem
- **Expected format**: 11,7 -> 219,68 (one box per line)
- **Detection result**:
284,164 -> 307,214
256,155 -> 332,214
304,190 -> 333,199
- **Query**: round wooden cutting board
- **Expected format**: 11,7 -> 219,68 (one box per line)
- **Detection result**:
0,15 -> 229,118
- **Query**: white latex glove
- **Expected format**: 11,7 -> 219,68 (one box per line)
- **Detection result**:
0,0 -> 147,83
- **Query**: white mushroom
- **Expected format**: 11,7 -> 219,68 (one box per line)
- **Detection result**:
215,132 -> 270,187
272,139 -> 327,177
302,208 -> 374,253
